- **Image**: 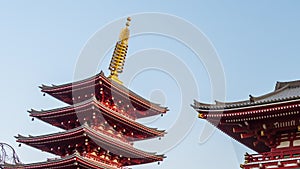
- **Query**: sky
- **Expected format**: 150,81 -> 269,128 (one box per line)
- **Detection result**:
1,1 -> 300,169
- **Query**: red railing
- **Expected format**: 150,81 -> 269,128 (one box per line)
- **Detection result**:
91,125 -> 132,145
84,153 -> 121,168
245,148 -> 300,163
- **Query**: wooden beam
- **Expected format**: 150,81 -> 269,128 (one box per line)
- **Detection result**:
240,132 -> 255,139
233,127 -> 248,133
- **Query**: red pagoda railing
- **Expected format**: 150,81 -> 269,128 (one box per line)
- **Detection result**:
91,125 -> 132,144
102,101 -> 136,120
84,153 -> 121,168
245,148 -> 300,163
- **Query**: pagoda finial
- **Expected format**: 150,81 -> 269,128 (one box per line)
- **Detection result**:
108,17 -> 131,84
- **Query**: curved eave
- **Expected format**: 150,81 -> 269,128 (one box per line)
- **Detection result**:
195,99 -> 300,123
193,97 -> 300,113
93,100 -> 166,137
275,80 -> 300,90
29,98 -> 165,138
39,71 -> 103,92
2,153 -> 120,169
105,77 -> 168,114
16,125 -> 164,162
40,71 -> 167,114
193,84 -> 300,110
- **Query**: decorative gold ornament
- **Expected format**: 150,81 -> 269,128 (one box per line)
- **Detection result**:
108,17 -> 131,84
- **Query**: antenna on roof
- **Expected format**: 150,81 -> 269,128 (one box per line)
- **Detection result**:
0,142 -> 21,166
108,17 -> 131,84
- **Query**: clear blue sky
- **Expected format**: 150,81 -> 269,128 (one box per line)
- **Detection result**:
1,1 -> 300,169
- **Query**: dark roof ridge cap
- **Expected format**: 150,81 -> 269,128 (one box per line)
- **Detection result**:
193,99 -> 250,108
15,126 -> 84,140
40,71 -> 104,90
30,98 -> 95,115
275,80 -> 300,90
193,99 -> 215,107
199,84 -> 290,106
214,100 -> 248,106
252,84 -> 289,101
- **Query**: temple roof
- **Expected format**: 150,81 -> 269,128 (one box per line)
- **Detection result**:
29,97 -> 165,140
40,71 -> 168,116
193,80 -> 300,110
3,152 -> 121,169
193,80 -> 300,153
16,124 -> 165,164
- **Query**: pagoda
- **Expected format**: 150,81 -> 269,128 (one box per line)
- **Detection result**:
5,17 -> 168,169
193,80 -> 300,169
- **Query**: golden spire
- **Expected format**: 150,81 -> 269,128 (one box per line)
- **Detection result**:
108,17 -> 131,84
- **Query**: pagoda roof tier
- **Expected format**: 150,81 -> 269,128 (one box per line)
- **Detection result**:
29,97 -> 165,140
193,80 -> 300,110
16,125 -> 165,166
40,71 -> 168,118
3,152 -> 121,169
193,80 -> 300,153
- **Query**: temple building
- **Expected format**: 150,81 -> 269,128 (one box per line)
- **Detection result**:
4,17 -> 168,169
194,80 -> 300,169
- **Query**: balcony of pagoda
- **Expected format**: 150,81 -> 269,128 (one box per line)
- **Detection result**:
3,152 -> 122,169
242,147 -> 300,169
83,151 -> 161,168
40,71 -> 168,119
16,125 -> 164,166
29,98 -> 165,141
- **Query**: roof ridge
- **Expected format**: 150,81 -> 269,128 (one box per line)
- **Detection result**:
275,79 -> 300,90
